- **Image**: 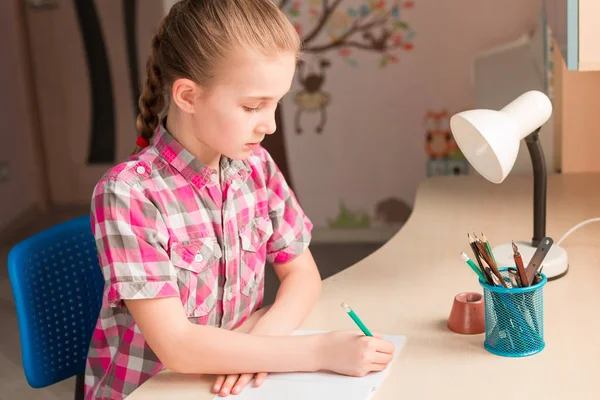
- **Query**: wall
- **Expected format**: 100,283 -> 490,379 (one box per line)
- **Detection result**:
1,0 -> 545,236
473,12 -> 555,175
276,0 -> 542,240
0,0 -> 44,232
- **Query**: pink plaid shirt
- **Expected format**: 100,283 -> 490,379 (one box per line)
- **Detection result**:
84,124 -> 312,399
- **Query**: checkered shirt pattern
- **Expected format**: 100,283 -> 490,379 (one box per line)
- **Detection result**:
84,124 -> 312,399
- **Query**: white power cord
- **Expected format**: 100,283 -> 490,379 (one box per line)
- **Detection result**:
556,218 -> 600,246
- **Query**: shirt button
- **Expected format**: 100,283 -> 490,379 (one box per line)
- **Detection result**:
210,174 -> 218,183
136,166 -> 146,174
194,254 -> 203,263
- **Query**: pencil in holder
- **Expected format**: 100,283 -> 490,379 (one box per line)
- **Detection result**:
479,267 -> 546,357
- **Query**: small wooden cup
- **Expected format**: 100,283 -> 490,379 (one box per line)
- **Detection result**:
448,292 -> 485,334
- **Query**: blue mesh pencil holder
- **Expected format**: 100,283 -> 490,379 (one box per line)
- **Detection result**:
479,268 -> 547,357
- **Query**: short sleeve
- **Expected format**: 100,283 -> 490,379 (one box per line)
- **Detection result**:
91,177 -> 179,307
261,151 -> 313,265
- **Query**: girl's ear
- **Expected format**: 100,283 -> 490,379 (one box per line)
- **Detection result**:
171,78 -> 202,113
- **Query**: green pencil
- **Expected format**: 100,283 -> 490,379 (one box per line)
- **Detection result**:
481,233 -> 498,267
341,302 -> 373,336
460,252 -> 485,281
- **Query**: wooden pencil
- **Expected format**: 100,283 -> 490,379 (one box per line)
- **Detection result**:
481,233 -> 498,267
473,237 -> 507,288
468,234 -> 493,285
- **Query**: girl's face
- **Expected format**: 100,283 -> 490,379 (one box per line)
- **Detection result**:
189,48 -> 296,164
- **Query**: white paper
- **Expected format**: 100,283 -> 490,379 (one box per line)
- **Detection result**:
214,331 -> 406,400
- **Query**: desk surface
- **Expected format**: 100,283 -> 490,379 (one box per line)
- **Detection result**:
129,173 -> 600,399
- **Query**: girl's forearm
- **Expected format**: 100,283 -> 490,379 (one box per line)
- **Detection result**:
168,325 -> 323,375
251,267 -> 321,335
232,306 -> 270,333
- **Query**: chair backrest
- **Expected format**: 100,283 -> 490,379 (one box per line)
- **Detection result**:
8,215 -> 104,389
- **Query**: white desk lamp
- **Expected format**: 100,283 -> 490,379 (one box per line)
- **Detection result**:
449,90 -> 568,280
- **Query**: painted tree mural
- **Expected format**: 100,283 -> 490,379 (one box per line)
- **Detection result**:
76,0 -> 139,165
265,0 -> 416,188
74,0 -> 115,164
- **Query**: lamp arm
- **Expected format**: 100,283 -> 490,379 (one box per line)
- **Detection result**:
524,127 -> 546,247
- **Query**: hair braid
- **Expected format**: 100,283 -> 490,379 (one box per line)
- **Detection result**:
132,24 -> 166,154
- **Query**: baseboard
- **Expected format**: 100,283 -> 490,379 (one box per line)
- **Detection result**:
310,226 -> 401,244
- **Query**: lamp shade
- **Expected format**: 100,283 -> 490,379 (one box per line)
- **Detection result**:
449,91 -> 552,183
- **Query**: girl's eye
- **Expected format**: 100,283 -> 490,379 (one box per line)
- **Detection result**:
243,106 -> 260,113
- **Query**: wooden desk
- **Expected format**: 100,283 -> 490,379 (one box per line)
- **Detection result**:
129,173 -> 600,399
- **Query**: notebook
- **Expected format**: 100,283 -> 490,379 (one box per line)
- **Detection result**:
214,330 -> 406,400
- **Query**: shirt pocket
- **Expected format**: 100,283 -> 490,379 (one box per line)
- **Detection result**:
170,236 -> 222,318
239,215 -> 273,297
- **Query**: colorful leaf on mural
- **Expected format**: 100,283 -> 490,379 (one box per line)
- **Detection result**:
326,11 -> 351,41
308,7 -> 320,21
339,48 -> 352,57
395,21 -> 410,30
293,23 -> 302,36
360,4 -> 370,16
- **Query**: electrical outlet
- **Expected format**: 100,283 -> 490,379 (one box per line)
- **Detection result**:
0,162 -> 9,181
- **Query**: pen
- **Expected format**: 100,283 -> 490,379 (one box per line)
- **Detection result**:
460,252 -> 485,281
341,302 -> 373,336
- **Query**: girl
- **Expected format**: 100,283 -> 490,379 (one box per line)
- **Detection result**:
85,1 -> 395,398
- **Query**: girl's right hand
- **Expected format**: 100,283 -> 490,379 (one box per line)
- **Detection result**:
319,331 -> 396,377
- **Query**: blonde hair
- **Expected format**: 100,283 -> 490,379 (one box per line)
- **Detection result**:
132,0 -> 301,154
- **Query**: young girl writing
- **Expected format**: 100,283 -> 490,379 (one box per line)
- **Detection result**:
85,1 -> 395,398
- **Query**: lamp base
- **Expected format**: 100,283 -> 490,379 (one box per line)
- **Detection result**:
491,241 -> 569,280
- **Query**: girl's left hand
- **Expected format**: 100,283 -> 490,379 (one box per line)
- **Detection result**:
212,372 -> 268,396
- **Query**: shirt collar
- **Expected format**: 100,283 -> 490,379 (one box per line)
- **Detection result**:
153,122 -> 251,189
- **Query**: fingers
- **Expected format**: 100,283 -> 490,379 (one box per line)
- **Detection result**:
369,362 -> 389,372
212,375 -> 226,394
372,337 -> 395,354
373,351 -> 394,365
218,374 -> 240,396
253,372 -> 268,387
231,373 -> 255,395
213,373 -> 265,396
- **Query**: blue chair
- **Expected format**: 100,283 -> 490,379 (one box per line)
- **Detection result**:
8,215 -> 104,400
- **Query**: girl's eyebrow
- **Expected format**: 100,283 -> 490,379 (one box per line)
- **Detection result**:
242,88 -> 292,101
